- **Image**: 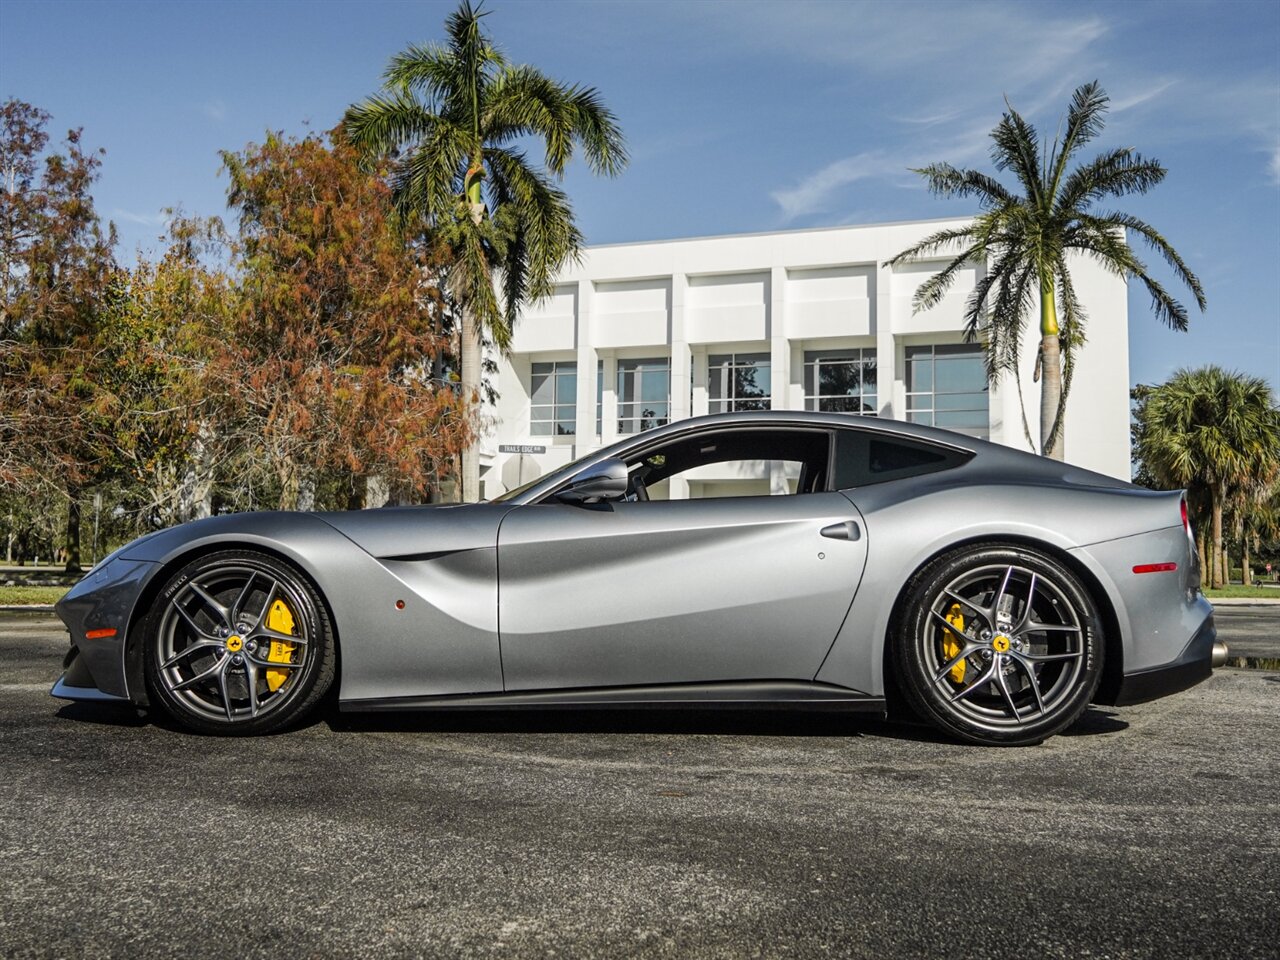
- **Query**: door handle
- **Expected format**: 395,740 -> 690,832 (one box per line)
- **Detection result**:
820,521 -> 861,541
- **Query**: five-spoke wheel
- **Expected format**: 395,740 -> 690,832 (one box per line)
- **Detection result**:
893,544 -> 1102,746
144,550 -> 335,735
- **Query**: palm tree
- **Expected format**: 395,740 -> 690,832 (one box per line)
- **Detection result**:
343,0 -> 626,501
888,81 -> 1205,460
1231,475 -> 1280,586
1133,366 -> 1280,588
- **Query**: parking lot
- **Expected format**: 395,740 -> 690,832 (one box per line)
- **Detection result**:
1,609 -> 1277,959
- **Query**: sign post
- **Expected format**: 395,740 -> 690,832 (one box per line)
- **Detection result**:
498,445 -> 547,489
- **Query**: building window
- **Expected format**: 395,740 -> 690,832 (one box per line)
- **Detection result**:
708,353 -> 771,413
596,360 -> 603,437
804,349 -> 877,414
531,360 -> 577,436
904,344 -> 989,438
618,358 -> 670,433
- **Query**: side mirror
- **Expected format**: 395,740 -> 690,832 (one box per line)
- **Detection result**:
556,458 -> 629,504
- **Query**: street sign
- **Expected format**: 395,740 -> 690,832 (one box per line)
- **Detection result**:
499,444 -> 547,455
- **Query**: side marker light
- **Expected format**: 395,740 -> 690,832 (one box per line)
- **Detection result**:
1133,563 -> 1178,574
85,628 -> 118,640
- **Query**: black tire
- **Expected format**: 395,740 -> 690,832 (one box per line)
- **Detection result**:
892,543 -> 1103,746
143,549 -> 336,735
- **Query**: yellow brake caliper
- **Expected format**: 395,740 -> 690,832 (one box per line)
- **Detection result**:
941,603 -> 967,684
265,599 -> 297,692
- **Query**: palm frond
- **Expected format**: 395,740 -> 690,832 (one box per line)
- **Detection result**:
484,66 -> 575,173
445,0 -> 505,134
983,250 -> 1036,380
1046,81 -> 1109,197
341,91 -> 439,166
883,225 -> 978,266
485,67 -> 628,178
990,101 -> 1044,208
1055,148 -> 1166,213
485,146 -> 583,327
564,84 -> 627,176
912,245 -> 985,312
911,163 -> 1013,209
390,119 -> 468,225
384,43 -> 463,109
1084,211 -> 1206,311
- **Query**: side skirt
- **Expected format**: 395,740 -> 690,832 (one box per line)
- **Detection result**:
340,680 -> 887,714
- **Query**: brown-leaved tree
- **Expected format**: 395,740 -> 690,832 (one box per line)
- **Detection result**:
217,131 -> 471,510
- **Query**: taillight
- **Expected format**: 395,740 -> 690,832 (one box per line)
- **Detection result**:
1182,492 -> 1201,595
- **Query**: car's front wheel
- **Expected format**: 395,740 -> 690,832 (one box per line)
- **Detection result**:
893,544 -> 1103,746
143,549 -> 335,735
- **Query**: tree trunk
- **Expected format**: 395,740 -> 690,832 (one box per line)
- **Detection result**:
460,305 -> 482,503
64,486 -> 82,574
1243,536 -> 1252,586
346,475 -> 368,511
278,462 -> 300,511
1210,487 -> 1225,589
1038,275 -> 1065,460
1197,527 -> 1208,588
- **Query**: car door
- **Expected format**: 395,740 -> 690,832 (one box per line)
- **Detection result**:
496,491 -> 868,691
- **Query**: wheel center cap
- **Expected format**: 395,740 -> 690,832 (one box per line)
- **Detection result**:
992,634 -> 1011,653
225,635 -> 244,653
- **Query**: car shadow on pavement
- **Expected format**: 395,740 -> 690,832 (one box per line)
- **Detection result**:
1060,706 -> 1129,736
323,706 -> 1127,741
54,702 -> 149,728
322,706 -> 925,739
51,700 -> 1128,742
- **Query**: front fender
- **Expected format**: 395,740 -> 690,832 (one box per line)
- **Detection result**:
59,510 -> 505,705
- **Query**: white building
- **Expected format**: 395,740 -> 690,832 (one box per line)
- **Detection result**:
483,217 -> 1130,499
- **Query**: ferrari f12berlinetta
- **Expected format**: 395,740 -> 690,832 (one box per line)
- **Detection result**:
53,412 -> 1224,745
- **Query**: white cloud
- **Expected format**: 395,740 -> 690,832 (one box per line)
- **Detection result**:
1109,79 -> 1177,113
770,151 -> 893,221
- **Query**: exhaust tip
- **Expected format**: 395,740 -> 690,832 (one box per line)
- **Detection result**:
1212,641 -> 1229,668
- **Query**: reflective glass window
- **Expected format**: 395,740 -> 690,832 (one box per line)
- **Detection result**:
708,353 -> 771,413
904,344 -> 988,438
530,361 -> 577,436
617,358 -> 670,433
803,349 -> 877,414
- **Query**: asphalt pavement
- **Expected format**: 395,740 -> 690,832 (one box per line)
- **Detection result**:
1,610 -> 1277,959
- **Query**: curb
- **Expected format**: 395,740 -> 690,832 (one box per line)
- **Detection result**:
0,605 -> 56,613
1208,598 -> 1280,606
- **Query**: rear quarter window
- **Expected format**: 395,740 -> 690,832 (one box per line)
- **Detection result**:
833,430 -> 972,488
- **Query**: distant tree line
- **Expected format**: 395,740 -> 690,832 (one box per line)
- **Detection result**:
1,100 -> 472,570
1133,367 -> 1280,588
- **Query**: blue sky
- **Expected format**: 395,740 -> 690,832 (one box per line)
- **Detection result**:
2,0 -> 1277,389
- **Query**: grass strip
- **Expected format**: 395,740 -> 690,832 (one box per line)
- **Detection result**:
0,585 -> 68,605
1202,585 -> 1280,599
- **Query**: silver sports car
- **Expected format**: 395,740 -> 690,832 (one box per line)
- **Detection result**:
53,411 -> 1225,745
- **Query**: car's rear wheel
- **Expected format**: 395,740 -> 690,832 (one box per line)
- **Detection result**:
143,549 -> 335,735
893,544 -> 1103,746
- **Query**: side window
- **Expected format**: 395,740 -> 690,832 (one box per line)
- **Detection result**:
654,459 -> 807,500
627,429 -> 832,500
833,430 -> 970,488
